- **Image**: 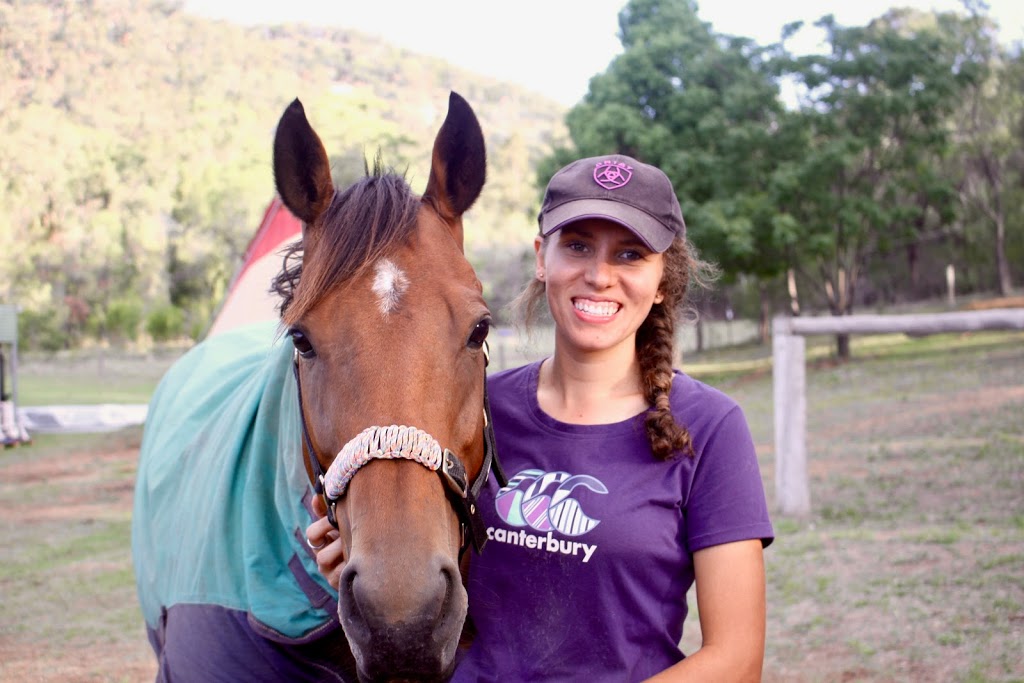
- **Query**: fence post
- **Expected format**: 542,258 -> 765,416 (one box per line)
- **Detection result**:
772,316 -> 810,516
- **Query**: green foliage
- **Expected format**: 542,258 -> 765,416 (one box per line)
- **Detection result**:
771,9 -> 989,329
543,0 -> 1021,358
17,310 -> 65,353
145,305 -> 185,342
4,0 -> 1020,355
105,297 -> 144,343
956,41 -> 1024,296
547,0 -> 794,317
1,0 -> 566,350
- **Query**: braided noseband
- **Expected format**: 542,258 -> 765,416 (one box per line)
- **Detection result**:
292,346 -> 506,554
324,425 -> 443,499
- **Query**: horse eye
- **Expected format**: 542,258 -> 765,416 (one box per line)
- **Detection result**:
467,318 -> 491,349
289,328 -> 316,358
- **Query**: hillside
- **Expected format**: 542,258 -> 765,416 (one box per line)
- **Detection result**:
0,0 -> 570,345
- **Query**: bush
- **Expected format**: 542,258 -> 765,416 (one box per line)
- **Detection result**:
145,304 -> 185,342
18,309 -> 66,352
105,297 -> 143,343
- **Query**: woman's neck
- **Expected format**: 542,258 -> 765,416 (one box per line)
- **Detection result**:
537,343 -> 649,425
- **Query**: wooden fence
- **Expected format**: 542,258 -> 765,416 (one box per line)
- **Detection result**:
772,308 -> 1024,515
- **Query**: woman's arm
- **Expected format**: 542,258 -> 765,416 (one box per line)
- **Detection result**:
644,539 -> 767,682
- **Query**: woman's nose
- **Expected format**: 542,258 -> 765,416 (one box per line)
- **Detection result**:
585,258 -> 614,288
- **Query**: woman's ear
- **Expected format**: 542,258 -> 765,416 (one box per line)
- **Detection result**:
534,235 -> 545,281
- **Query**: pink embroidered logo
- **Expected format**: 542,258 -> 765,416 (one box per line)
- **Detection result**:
593,160 -> 633,189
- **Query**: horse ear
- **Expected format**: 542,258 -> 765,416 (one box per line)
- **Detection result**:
273,99 -> 334,226
423,92 -> 487,247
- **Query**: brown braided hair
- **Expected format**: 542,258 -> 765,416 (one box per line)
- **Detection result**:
510,235 -> 716,460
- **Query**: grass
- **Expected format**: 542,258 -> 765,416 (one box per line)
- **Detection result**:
2,329 -> 1022,682
18,374 -> 161,405
744,331 -> 1024,682
15,350 -> 180,405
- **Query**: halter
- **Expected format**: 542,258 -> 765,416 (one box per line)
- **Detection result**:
292,343 -> 507,554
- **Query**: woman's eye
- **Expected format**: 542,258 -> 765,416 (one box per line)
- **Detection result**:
467,318 -> 491,349
290,329 -> 316,358
620,249 -> 643,261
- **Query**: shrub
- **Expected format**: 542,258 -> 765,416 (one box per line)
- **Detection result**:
105,297 -> 143,343
17,308 -> 66,352
146,304 -> 185,342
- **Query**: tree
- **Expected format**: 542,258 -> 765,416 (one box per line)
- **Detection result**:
543,0 -> 792,342
772,9 -> 986,358
956,37 -> 1024,297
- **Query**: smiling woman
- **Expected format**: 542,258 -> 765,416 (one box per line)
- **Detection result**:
459,154 -> 773,681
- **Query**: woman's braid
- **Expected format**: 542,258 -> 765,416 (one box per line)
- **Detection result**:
638,238 -> 695,459
637,300 -> 692,459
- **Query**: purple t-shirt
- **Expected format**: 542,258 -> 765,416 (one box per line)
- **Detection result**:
453,361 -> 774,682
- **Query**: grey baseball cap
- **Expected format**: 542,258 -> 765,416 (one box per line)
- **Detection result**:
538,154 -> 686,253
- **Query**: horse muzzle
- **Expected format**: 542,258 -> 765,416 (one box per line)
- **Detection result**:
339,553 -> 466,682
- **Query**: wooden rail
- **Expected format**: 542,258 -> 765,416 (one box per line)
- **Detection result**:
772,308 -> 1024,515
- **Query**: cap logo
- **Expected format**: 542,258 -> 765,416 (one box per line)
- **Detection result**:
593,160 -> 632,190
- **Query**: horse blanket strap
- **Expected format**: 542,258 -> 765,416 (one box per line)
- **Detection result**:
291,345 -> 507,554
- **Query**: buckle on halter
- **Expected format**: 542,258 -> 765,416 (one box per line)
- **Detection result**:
440,449 -> 469,498
327,499 -> 339,528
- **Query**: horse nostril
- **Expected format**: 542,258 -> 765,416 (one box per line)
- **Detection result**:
439,561 -> 457,611
338,564 -> 363,627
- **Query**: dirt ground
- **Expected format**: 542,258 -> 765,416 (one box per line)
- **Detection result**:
751,338 -> 1024,683
1,334 -> 1022,682
0,433 -> 157,683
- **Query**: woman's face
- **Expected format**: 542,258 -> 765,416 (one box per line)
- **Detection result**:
536,218 -> 665,357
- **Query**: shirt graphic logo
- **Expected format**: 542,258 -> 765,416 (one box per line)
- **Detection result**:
494,468 -> 608,536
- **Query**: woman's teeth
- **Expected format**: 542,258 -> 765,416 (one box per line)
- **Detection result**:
574,299 -> 619,317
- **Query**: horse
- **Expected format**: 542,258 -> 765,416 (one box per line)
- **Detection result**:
132,92 -> 503,682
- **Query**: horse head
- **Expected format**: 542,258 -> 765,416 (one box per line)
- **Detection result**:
271,92 -> 490,681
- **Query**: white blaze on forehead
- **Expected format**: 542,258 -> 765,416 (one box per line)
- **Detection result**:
371,258 -> 409,315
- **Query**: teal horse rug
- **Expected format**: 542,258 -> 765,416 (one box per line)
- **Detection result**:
132,321 -> 350,681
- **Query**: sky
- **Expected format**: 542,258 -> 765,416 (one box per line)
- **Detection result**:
184,0 -> 1023,107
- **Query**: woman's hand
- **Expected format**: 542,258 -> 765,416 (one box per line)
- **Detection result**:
305,495 -> 345,590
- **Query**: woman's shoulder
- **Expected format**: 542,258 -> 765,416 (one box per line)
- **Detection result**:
670,370 -> 744,424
